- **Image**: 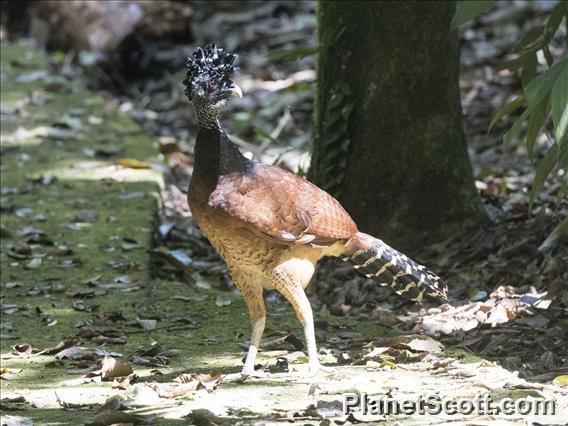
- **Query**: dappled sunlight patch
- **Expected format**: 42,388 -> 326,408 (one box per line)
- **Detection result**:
1,125 -> 74,147
42,160 -> 163,187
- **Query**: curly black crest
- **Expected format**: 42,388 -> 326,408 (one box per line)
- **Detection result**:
183,44 -> 238,100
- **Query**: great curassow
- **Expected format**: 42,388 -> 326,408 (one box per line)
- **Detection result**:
184,44 -> 447,378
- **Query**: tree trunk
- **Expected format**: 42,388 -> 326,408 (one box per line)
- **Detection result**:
310,0 -> 486,252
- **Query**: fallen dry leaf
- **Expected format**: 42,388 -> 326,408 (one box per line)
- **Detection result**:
65,287 -> 96,298
173,295 -> 208,302
366,335 -> 444,354
112,373 -> 137,390
170,371 -> 222,397
0,396 -> 28,411
42,337 -> 80,355
54,392 -> 96,410
185,408 -> 224,425
86,409 -> 146,426
136,319 -> 157,330
95,395 -> 126,413
128,384 -> 161,406
127,341 -> 161,358
74,208 -> 99,223
72,300 -> 91,312
486,303 -> 513,326
78,327 -> 128,345
83,356 -> 133,382
54,346 -> 88,360
2,415 -> 33,426
402,336 -> 444,353
553,375 -> 568,387
117,158 -> 151,169
273,404 -> 321,422
100,356 -> 133,379
9,344 -> 40,357
1,367 -> 23,380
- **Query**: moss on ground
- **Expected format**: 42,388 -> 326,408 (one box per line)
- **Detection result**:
0,41 -> 390,424
0,41 -> 163,424
440,347 -> 486,364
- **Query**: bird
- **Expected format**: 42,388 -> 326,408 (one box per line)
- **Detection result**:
183,44 -> 447,378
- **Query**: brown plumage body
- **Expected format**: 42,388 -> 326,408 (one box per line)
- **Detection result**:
184,44 -> 447,377
188,128 -> 356,374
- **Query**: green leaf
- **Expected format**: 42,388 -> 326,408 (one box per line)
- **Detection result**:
558,177 -> 568,203
559,137 -> 568,171
529,144 -> 558,207
520,51 -> 538,88
489,95 -> 525,133
525,96 -> 549,161
499,49 -> 537,72
268,47 -> 318,61
328,93 -> 344,110
503,108 -> 531,148
340,84 -> 353,96
551,64 -> 568,144
556,51 -> 568,63
504,59 -> 568,147
325,110 -> 343,128
544,2 -> 568,43
514,26 -> 544,54
450,0 -> 495,30
525,59 -> 567,107
341,103 -> 354,120
556,106 -> 568,146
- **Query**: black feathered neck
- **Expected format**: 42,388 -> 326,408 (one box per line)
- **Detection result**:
185,44 -> 249,188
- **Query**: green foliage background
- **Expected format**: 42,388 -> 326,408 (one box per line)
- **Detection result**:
454,1 -> 567,207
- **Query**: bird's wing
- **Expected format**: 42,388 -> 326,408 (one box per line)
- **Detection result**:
208,163 -> 358,245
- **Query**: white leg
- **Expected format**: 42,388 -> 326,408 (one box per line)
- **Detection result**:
235,278 -> 266,379
302,305 -> 319,375
242,316 -> 265,376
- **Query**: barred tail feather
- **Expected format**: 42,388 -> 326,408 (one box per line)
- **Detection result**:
343,233 -> 447,302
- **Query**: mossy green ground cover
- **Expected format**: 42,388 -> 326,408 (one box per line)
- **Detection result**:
0,41 -> 389,425
1,42 -> 566,425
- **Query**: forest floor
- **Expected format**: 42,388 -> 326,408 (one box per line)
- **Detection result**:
1,1 -> 567,425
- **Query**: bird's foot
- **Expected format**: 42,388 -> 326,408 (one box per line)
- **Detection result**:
307,361 -> 326,377
316,364 -> 337,375
306,364 -> 339,383
222,368 -> 263,383
318,364 -> 335,373
238,367 -> 265,382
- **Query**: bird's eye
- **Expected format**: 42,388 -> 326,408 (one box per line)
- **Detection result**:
208,82 -> 216,89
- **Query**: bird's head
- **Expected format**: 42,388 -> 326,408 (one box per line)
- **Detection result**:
183,44 -> 242,128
